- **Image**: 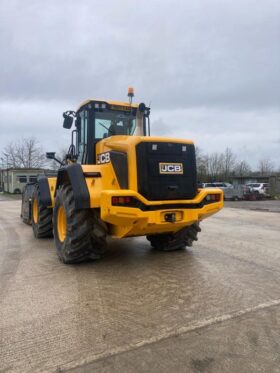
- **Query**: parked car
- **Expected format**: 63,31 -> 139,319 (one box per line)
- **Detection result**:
244,183 -> 270,199
201,182 -> 233,189
200,182 -> 243,200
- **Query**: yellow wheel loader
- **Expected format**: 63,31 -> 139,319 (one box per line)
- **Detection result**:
21,89 -> 223,264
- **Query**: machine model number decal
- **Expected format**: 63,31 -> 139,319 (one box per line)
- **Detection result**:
97,152 -> 111,164
159,162 -> 183,174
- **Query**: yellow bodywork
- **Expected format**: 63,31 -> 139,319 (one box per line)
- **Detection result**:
46,135 -> 223,238
47,178 -> 57,207
77,99 -> 139,112
99,188 -> 222,238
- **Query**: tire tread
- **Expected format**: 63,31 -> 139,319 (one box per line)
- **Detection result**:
53,184 -> 107,264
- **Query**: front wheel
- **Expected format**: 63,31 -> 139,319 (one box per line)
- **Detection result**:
53,184 -> 108,264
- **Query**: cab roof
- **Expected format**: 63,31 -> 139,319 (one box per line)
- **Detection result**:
77,99 -> 139,112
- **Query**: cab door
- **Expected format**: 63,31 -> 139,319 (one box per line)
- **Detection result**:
77,109 -> 88,164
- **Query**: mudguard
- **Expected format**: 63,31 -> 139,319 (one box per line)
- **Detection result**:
37,176 -> 52,207
55,163 -> 90,209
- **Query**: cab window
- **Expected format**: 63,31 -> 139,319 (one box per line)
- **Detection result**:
95,111 -> 136,139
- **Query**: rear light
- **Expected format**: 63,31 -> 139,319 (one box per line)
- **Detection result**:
205,194 -> 221,202
112,196 -> 132,205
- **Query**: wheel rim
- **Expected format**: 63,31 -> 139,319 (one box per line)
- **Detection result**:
33,198 -> 38,224
57,205 -> 67,242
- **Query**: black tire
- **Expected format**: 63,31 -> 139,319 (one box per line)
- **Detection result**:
21,197 -> 31,225
147,222 -> 201,251
53,184 -> 108,264
21,188 -> 29,224
32,185 -> 53,238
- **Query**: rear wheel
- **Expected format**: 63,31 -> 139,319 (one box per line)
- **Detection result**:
53,184 -> 108,264
32,185 -> 53,238
147,223 -> 201,251
21,187 -> 31,224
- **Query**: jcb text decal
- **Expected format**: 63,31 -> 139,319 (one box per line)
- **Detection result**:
97,152 -> 110,164
159,162 -> 183,174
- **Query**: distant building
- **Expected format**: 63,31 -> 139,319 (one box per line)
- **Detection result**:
0,168 -> 45,194
231,174 -> 280,197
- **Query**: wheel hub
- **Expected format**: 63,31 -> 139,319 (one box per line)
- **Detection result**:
57,205 -> 67,242
33,198 -> 38,224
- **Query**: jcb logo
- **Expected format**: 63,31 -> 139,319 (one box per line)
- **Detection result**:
97,152 -> 110,164
159,163 -> 183,174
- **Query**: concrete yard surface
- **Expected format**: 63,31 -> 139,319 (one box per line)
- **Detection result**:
0,199 -> 280,372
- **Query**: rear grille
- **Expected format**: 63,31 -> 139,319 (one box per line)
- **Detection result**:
136,142 -> 197,201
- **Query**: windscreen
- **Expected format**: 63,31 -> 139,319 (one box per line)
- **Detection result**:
95,111 -> 136,138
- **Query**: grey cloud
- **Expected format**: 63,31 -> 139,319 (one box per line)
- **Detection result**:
0,0 -> 279,168
151,107 -> 280,168
0,0 -> 280,109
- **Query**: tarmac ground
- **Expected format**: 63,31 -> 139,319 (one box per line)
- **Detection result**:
0,196 -> 280,372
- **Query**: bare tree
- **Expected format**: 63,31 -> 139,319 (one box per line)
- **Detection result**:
3,137 -> 46,168
196,147 -> 209,181
220,147 -> 236,181
258,158 -> 274,175
234,160 -> 251,177
207,152 -> 224,180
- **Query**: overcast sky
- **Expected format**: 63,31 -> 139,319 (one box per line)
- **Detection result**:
0,0 -> 279,169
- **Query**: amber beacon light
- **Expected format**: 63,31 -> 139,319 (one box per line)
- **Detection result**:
128,87 -> 134,104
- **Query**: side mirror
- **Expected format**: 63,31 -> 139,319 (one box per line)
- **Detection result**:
63,116 -> 73,129
46,152 -> 56,160
63,111 -> 76,129
46,152 -> 64,166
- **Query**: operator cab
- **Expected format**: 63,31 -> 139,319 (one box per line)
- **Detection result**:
62,89 -> 150,164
